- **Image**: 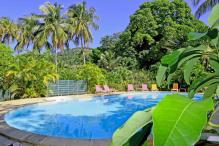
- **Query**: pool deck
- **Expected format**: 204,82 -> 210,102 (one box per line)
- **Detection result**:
0,94 -> 112,146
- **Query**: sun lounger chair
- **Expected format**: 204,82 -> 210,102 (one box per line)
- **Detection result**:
171,83 -> 179,92
128,84 -> 134,92
142,84 -> 149,91
95,85 -> 103,93
207,136 -> 219,143
103,85 -> 110,92
103,85 -> 116,93
151,84 -> 158,91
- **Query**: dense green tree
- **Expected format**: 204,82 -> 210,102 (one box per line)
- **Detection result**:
114,0 -> 207,69
0,44 -> 14,96
58,49 -> 85,68
98,32 -> 121,52
98,51 -> 121,71
6,52 -> 58,98
75,63 -> 107,92
0,44 -> 58,98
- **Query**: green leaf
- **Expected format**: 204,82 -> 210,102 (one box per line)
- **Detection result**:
167,73 -> 174,87
111,108 -> 153,146
212,19 -> 219,29
216,86 -> 219,97
142,141 -> 148,146
161,49 -> 184,66
208,4 -> 219,28
203,83 -> 218,99
209,60 -> 219,73
184,58 -> 199,85
210,35 -> 219,46
206,29 -> 218,39
156,65 -> 167,87
188,32 -> 207,41
153,94 -> 214,146
189,74 -> 219,97
177,54 -> 200,68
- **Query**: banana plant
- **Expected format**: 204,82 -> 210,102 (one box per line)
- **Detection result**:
156,4 -> 219,99
111,4 -> 219,146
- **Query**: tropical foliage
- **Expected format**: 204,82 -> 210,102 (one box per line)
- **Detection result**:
75,63 -> 107,92
0,44 -> 58,98
0,0 -> 208,96
111,3 -> 219,146
0,1 -> 98,57
110,0 -> 207,70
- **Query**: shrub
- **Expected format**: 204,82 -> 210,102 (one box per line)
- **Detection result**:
106,67 -> 133,91
76,63 -> 107,93
6,52 -> 58,98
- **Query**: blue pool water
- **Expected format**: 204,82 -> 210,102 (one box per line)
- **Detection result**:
5,92 -> 202,139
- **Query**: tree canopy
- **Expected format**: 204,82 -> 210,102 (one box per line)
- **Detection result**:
112,0 -> 207,69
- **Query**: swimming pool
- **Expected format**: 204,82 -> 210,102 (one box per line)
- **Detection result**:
4,92 -> 202,139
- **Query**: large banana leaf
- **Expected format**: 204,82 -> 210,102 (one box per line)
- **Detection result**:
111,108 -> 153,146
156,66 -> 167,87
216,85 -> 219,97
157,45 -> 207,87
203,83 -> 218,99
152,94 -> 214,146
209,60 -> 219,73
189,74 -> 219,98
188,32 -> 207,41
184,58 -> 199,85
161,49 -> 184,66
208,4 -> 219,28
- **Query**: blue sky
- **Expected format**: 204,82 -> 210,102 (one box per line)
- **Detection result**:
0,0 -> 209,48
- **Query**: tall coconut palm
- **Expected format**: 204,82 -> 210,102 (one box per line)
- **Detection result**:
66,1 -> 99,64
34,2 -> 68,52
32,2 -> 70,73
0,17 -> 18,45
15,15 -> 40,51
192,0 -> 219,18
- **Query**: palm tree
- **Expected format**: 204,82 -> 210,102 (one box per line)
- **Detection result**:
192,0 -> 219,18
15,15 -> 39,51
0,17 -> 18,45
66,1 -> 99,64
32,2 -> 70,73
34,2 -> 68,51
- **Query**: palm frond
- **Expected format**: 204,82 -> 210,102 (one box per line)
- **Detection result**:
194,0 -> 219,18
192,0 -> 202,6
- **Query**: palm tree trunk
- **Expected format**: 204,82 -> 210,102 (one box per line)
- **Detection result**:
81,38 -> 86,64
55,48 -> 58,73
82,49 -> 86,64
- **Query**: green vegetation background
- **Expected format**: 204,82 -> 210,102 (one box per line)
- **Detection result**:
0,0 -> 209,98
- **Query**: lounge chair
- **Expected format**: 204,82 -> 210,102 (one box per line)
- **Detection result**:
180,87 -> 187,92
171,83 -> 179,92
142,84 -> 149,91
103,85 -> 115,93
128,84 -> 134,92
95,85 -> 103,93
207,136 -> 219,144
151,84 -> 158,91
